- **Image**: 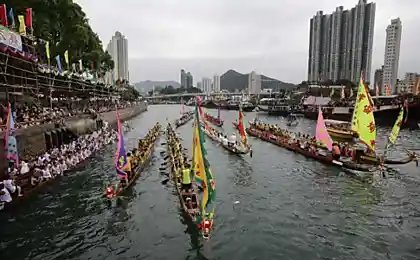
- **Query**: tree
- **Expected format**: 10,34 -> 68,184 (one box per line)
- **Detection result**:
8,0 -> 110,73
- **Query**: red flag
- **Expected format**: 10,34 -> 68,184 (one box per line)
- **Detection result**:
0,4 -> 8,27
25,8 -> 32,30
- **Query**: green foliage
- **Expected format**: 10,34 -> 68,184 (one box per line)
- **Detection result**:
6,0 -> 113,71
121,86 -> 140,101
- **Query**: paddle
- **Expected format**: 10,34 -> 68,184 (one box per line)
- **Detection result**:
402,148 -> 419,167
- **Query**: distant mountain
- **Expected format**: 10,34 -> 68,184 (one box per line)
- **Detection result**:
134,80 -> 180,93
220,69 -> 296,92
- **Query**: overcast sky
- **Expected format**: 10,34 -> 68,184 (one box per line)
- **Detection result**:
75,0 -> 420,84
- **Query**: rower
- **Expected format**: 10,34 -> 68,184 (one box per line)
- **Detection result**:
0,183 -> 12,208
126,152 -> 133,180
3,175 -> 23,197
352,132 -> 367,163
332,143 -> 341,160
181,165 -> 192,193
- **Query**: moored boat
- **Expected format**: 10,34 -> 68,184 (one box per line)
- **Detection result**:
204,108 -> 223,127
324,119 -> 354,141
286,113 -> 302,127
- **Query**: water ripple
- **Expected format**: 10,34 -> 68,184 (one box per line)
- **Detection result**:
1,106 -> 420,259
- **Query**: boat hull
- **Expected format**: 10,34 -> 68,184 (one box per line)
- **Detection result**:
166,126 -> 200,223
327,128 -> 353,141
113,128 -> 161,198
246,127 -> 376,174
203,127 -> 249,155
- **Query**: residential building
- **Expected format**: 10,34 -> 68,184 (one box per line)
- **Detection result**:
106,31 -> 129,81
396,79 -> 407,94
308,0 -> 376,84
247,71 -> 261,94
373,66 -> 384,94
213,75 -> 220,93
202,78 -> 212,94
180,69 -> 187,88
187,72 -> 193,88
180,69 -> 193,88
402,72 -> 420,94
196,82 -> 202,91
382,18 -> 402,95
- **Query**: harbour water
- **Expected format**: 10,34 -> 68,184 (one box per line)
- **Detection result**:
1,105 -> 419,260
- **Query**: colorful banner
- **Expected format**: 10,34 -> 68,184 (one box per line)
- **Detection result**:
315,106 -> 333,151
353,75 -> 377,150
4,103 -> 19,168
115,110 -> 130,178
0,4 -> 8,27
0,25 -> 22,51
18,15 -> 25,35
194,99 -> 215,214
388,107 -> 404,145
238,108 -> 248,146
25,8 -> 32,31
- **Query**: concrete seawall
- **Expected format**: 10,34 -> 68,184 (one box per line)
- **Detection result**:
0,102 -> 147,173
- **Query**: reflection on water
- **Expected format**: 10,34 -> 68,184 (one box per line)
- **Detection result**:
1,105 -> 420,260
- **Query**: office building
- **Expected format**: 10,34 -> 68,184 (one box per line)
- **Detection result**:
106,31 -> 129,81
382,18 -> 402,95
247,71 -> 261,94
213,75 -> 220,93
308,0 -> 376,84
196,82 -> 202,92
202,78 -> 212,94
180,69 -> 193,88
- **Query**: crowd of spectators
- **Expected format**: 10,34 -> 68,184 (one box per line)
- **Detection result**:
0,98 -> 143,132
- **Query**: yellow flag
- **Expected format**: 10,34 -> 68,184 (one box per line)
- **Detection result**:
388,107 -> 404,145
18,15 -> 26,35
354,76 -> 376,150
46,41 -> 50,60
64,50 -> 69,65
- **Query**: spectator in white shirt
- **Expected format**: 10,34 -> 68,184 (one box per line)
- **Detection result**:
20,161 -> 30,174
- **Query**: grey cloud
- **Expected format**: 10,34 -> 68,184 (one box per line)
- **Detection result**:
76,0 -> 420,83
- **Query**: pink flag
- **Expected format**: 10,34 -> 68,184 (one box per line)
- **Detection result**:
315,106 -> 333,151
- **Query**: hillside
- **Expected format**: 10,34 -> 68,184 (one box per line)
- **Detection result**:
134,80 -> 180,93
220,70 -> 296,92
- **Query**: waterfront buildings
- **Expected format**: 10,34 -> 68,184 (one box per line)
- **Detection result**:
180,69 -> 193,88
397,72 -> 420,94
201,77 -> 212,94
382,18 -> 402,95
106,31 -> 129,81
247,71 -> 261,95
213,75 -> 221,93
307,0 -> 376,84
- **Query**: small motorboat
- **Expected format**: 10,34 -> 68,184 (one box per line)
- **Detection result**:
286,113 -> 301,126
